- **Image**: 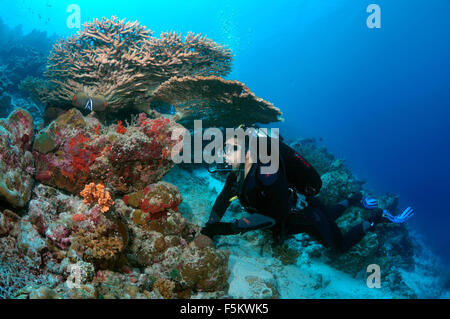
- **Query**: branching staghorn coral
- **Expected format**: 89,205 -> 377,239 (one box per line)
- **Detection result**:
44,16 -> 233,112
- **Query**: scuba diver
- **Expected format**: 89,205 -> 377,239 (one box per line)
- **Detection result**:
201,127 -> 414,252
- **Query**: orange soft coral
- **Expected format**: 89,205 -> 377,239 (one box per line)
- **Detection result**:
81,182 -> 114,213
116,121 -> 126,134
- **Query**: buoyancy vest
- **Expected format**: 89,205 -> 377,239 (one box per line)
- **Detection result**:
278,141 -> 322,197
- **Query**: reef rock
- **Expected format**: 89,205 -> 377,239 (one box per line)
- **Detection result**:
124,181 -> 182,222
0,209 -> 21,237
33,108 -> 182,194
125,204 -> 230,294
0,108 -> 35,208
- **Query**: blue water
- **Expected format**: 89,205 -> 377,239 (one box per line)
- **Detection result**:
1,0 -> 449,264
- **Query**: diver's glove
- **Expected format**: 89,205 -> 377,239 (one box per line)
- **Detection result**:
347,192 -> 378,209
365,207 -> 414,232
382,207 -> 414,224
201,214 -> 276,238
362,197 -> 378,210
201,221 -> 240,238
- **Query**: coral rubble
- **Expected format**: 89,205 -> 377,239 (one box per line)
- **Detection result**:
1,178 -> 230,299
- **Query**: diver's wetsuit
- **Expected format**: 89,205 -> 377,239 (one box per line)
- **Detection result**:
286,197 -> 376,252
203,142 -> 381,252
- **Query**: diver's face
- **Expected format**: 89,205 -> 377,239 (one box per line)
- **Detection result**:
224,138 -> 243,170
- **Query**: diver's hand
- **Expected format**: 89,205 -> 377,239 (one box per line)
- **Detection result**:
362,197 -> 378,210
382,207 -> 414,224
201,221 -> 239,238
201,223 -> 216,238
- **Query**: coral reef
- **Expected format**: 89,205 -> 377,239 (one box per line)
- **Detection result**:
152,76 -> 283,128
119,180 -> 229,294
0,92 -> 44,128
43,17 -> 233,112
0,108 -> 35,208
33,17 -> 281,130
0,14 -> 446,300
33,108 -> 182,194
0,178 -> 230,299
153,278 -> 176,299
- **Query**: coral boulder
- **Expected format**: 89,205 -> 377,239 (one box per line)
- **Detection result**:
0,108 -> 35,207
33,109 -> 183,194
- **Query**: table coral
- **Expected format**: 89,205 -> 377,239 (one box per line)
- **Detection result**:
152,75 -> 283,128
43,16 -> 233,112
0,235 -> 56,299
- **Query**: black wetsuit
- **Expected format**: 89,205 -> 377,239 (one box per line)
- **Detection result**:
203,142 -> 381,252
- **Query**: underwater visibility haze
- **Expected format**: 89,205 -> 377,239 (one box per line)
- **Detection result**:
0,0 -> 449,299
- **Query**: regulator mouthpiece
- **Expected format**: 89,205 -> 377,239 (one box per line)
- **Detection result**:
207,163 -> 234,173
